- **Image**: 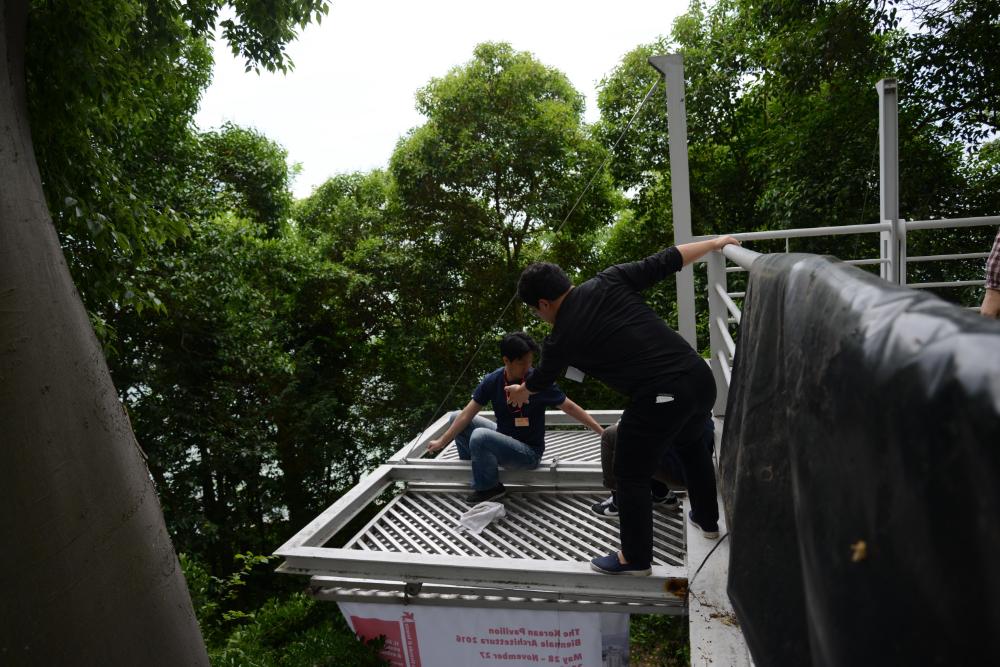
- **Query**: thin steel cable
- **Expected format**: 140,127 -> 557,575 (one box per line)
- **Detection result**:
411,80 -> 662,455
847,140 -> 880,262
687,531 -> 729,592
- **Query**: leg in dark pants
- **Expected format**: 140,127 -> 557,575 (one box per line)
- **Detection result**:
615,364 -> 717,566
674,420 -> 719,528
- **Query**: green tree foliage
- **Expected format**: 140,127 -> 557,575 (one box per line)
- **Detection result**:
904,0 -> 1000,145
181,553 -> 386,666
200,123 -> 295,237
26,0 -> 212,317
25,0 -> 329,320
387,42 -> 618,414
595,0 -> 996,309
111,212 -> 388,567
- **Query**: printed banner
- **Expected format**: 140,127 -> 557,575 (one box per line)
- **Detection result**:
338,601 -> 629,667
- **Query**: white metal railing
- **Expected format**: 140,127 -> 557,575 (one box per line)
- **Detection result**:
700,215 -> 998,415
705,245 -> 760,414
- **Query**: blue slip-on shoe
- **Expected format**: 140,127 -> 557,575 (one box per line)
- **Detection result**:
687,511 -> 720,539
590,552 -> 651,576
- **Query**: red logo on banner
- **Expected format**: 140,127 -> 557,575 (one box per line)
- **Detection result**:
351,616 -> 406,666
401,611 -> 423,667
352,613 -> 423,667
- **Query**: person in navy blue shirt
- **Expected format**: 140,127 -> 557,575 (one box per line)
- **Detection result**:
428,332 -> 604,503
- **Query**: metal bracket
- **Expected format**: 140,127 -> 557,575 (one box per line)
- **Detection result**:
403,581 -> 422,604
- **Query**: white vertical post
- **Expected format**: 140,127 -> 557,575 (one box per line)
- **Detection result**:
705,251 -> 728,416
878,78 -> 901,284
649,54 -> 697,349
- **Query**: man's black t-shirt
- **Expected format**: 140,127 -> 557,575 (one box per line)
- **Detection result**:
525,246 -> 703,398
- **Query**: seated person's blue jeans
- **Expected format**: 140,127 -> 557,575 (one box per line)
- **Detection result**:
446,412 -> 542,490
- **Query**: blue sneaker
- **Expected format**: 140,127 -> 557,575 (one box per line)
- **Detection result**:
687,511 -> 720,539
590,552 -> 651,576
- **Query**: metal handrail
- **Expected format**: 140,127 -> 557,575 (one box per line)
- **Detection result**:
701,213 -> 997,418
910,279 -> 985,290
906,215 -> 1000,231
714,283 -> 742,324
908,252 -> 990,263
722,244 -> 761,268
695,222 -> 888,244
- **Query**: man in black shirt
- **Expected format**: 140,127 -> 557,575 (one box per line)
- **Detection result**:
507,236 -> 739,575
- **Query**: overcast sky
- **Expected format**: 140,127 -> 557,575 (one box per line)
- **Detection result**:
194,0 -> 692,199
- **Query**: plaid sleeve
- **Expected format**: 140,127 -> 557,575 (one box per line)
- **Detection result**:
987,229 -> 1000,290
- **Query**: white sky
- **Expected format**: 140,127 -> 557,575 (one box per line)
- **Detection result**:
194,0 -> 691,199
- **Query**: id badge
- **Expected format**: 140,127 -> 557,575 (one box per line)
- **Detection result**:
515,417 -> 530,427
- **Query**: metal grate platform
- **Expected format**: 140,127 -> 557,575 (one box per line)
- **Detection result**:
344,489 -> 685,567
275,410 -> 690,608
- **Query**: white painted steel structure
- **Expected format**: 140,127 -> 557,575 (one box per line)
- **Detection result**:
275,411 -> 692,613
650,54 -> 698,350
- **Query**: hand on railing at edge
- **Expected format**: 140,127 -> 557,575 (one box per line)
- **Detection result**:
981,288 -> 1000,319
713,235 -> 741,251
679,235 -> 742,267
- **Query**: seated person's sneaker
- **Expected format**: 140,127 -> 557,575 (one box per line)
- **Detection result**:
465,483 -> 506,504
687,510 -> 720,539
590,552 -> 651,576
590,494 -> 619,517
652,489 -> 680,510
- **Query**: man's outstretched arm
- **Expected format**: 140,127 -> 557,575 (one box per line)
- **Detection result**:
610,235 -> 742,292
677,235 -> 741,266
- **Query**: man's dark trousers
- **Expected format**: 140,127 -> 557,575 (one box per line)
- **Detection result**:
614,361 -> 718,567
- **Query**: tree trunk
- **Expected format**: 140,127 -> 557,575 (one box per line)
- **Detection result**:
0,2 -> 209,663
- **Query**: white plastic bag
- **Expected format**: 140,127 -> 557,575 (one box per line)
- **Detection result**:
459,501 -> 506,534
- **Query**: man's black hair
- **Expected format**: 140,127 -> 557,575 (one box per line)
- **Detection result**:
517,262 -> 572,308
499,331 -> 540,360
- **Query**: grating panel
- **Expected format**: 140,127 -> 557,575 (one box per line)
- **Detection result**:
435,429 -> 601,462
346,488 -> 685,567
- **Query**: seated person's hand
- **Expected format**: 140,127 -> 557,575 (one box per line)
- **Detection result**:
427,438 -> 446,453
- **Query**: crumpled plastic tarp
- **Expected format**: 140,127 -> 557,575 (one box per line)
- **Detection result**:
719,252 -> 1000,667
458,501 -> 506,534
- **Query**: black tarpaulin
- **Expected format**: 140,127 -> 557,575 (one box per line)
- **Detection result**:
719,252 -> 1000,667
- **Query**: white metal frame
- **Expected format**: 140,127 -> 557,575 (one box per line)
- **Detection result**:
307,577 -> 685,614
650,54 -> 698,349
274,409 -> 691,604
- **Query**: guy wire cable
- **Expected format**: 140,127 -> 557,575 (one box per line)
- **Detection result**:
409,79 -> 662,456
